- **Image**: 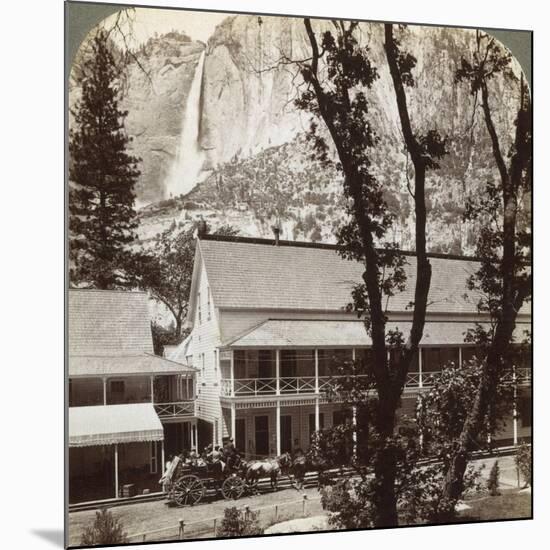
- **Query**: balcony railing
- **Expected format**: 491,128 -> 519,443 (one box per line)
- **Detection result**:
154,401 -> 195,418
220,368 -> 531,398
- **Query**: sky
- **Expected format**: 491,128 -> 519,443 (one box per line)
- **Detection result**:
102,6 -> 230,47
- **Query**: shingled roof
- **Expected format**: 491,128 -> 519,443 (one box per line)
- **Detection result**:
196,237 -> 495,315
69,289 -> 154,356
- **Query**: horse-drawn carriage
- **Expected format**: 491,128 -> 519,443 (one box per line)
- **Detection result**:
160,450 -> 327,506
161,455 -> 251,506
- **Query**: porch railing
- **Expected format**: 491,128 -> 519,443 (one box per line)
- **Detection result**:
220,367 -> 531,398
154,401 -> 195,418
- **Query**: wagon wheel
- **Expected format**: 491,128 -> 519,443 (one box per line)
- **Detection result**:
246,477 -> 259,494
221,475 -> 245,500
172,475 -> 205,506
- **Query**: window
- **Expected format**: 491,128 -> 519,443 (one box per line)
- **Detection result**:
333,409 -> 352,427
309,413 -> 325,438
198,292 -> 202,324
150,441 -> 158,474
110,380 -> 125,394
520,397 -> 532,427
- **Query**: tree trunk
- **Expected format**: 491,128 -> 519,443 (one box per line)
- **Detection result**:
438,76 -> 531,519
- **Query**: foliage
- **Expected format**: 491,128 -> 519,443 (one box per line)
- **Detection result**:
218,507 -> 263,537
515,443 -> 531,487
69,30 -> 141,289
487,460 -> 501,496
80,508 -> 128,546
434,30 -> 532,513
292,19 -> 446,527
131,222 -> 238,338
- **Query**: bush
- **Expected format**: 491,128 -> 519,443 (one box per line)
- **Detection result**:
487,460 -> 501,496
515,443 -> 532,487
218,506 -> 263,537
80,508 -> 128,546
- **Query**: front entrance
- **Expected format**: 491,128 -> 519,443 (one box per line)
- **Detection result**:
254,415 -> 269,457
235,418 -> 246,455
163,422 -> 190,458
281,415 -> 292,453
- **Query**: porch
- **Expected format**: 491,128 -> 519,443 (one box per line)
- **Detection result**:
69,373 -> 196,419
219,347 -> 532,398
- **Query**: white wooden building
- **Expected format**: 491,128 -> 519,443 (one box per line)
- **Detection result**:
68,289 -> 198,503
184,234 -> 531,459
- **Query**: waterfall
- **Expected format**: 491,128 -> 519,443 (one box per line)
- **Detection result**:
164,51 -> 206,199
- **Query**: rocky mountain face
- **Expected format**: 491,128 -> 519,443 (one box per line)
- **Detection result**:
72,17 -> 527,253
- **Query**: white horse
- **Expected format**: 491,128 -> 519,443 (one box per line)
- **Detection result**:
245,453 -> 292,492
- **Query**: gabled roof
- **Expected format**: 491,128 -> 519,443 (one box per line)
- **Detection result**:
196,236 -> 528,316
69,289 -> 154,356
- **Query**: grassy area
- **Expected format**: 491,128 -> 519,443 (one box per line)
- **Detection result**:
459,489 -> 531,522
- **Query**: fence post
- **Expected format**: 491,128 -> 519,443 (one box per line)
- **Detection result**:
302,495 -> 308,517
142,534 -> 147,543
213,518 -> 217,536
275,505 -> 278,522
244,506 -> 251,522
179,518 -> 185,539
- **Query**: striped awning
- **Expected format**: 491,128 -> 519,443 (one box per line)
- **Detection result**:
225,319 -> 531,348
69,403 -> 164,448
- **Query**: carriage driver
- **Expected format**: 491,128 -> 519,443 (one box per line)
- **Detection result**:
223,438 -> 239,469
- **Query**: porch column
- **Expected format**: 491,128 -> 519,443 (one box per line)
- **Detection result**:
150,375 -> 155,404
351,349 -> 357,459
314,349 -> 319,393
231,402 -> 236,439
458,346 -> 463,369
230,350 -> 235,398
418,349 -> 423,389
315,397 -> 320,432
275,349 -> 280,396
352,406 -> 358,460
186,375 -> 190,399
513,367 -> 518,445
276,401 -> 281,456
102,377 -> 107,405
114,443 -> 119,499
161,443 -> 165,474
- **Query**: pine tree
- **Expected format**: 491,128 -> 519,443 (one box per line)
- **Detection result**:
69,30 -> 140,289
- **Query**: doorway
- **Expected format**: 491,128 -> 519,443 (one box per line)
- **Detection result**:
235,418 -> 246,455
254,415 -> 269,456
281,415 -> 292,453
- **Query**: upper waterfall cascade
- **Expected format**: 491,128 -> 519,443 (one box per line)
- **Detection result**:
164,50 -> 206,198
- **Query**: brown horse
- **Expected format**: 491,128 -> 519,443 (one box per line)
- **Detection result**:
244,453 -> 292,492
288,452 -> 332,490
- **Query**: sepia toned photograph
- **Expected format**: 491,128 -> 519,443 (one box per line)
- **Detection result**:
65,2 -> 532,547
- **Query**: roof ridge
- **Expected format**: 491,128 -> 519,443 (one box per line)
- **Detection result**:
199,234 -> 487,262
68,288 -> 148,295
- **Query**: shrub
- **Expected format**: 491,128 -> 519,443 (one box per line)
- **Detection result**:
218,506 -> 263,537
515,443 -> 532,487
487,460 -> 501,496
80,508 -> 128,546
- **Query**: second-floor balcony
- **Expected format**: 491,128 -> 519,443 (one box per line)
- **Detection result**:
69,373 -> 197,419
220,367 -> 532,398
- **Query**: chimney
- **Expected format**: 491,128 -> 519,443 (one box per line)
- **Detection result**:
272,225 -> 281,246
197,219 -> 208,238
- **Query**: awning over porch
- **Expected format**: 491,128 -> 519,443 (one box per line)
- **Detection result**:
69,403 -> 164,448
224,319 -> 531,348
